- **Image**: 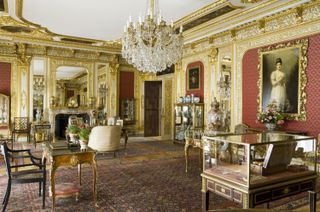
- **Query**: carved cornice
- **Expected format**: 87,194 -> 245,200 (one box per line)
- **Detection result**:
0,15 -> 121,58
183,1 -> 320,56
0,39 -> 119,62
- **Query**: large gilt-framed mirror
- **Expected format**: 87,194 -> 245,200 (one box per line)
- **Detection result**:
31,58 -> 46,122
55,66 -> 88,108
217,54 -> 232,132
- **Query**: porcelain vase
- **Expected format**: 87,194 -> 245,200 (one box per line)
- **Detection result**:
79,140 -> 88,151
264,123 -> 277,131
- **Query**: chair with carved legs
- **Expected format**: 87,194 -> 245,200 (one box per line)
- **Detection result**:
1,142 -> 46,211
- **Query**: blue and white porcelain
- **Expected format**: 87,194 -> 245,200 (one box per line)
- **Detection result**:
193,97 -> 200,103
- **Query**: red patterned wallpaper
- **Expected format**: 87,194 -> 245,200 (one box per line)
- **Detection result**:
0,62 -> 11,95
120,71 -> 134,99
186,61 -> 204,101
242,34 -> 320,136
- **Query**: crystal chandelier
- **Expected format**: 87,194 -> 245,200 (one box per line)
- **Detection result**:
122,0 -> 183,73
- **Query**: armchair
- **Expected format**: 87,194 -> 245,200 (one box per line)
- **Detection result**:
88,125 -> 122,156
1,142 -> 46,211
11,117 -> 31,143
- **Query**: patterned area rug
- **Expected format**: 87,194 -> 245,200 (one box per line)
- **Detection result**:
0,138 -> 316,211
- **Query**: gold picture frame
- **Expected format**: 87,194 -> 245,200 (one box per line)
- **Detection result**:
257,38 -> 308,121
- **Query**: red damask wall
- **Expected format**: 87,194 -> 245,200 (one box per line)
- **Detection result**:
242,34 -> 320,136
120,71 -> 134,99
0,62 -> 11,95
186,61 -> 204,101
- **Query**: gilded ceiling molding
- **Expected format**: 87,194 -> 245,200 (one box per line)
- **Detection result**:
14,0 -> 121,53
16,0 -> 42,29
175,0 -> 240,27
303,3 -> 320,21
0,43 -> 16,55
182,0 -> 280,42
182,1 -> 320,56
0,38 -> 119,63
240,0 -> 263,3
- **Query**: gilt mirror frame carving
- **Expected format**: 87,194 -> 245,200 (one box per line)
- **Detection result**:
49,59 -> 94,109
257,38 -> 308,121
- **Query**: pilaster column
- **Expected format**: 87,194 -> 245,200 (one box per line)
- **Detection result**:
16,43 -> 32,117
107,57 -> 120,117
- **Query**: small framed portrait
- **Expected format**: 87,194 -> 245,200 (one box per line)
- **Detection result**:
187,67 -> 200,91
257,38 -> 308,121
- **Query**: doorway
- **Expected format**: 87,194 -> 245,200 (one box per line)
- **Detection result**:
144,81 -> 162,137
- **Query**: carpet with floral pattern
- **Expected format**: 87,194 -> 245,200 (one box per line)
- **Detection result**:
0,138 -> 316,211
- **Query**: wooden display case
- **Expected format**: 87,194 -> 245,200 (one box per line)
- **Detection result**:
201,133 -> 317,210
174,103 -> 204,143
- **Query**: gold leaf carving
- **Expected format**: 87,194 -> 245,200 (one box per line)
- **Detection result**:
70,155 -> 80,166
257,38 -> 308,121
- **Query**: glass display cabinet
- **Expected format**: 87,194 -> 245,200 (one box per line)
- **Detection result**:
201,133 -> 317,210
120,98 -> 135,125
174,103 -> 204,143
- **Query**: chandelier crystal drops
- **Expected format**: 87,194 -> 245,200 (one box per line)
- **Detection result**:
122,0 -> 183,73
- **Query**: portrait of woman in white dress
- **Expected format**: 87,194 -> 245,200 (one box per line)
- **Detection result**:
269,58 -> 290,112
260,47 -> 301,115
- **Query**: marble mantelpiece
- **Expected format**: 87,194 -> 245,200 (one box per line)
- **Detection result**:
49,108 -> 94,133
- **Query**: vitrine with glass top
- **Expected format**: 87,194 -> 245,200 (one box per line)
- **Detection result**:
174,103 -> 204,143
201,133 -> 317,210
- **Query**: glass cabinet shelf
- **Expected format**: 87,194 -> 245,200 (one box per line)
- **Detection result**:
174,103 -> 204,142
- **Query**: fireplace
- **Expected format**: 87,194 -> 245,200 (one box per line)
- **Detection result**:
55,113 -> 90,139
49,108 -> 94,139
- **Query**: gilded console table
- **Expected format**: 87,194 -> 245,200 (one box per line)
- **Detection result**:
43,142 -> 97,211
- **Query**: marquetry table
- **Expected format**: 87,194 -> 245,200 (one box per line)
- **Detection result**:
43,141 -> 97,211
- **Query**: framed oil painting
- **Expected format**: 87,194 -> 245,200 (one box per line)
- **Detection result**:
187,67 -> 200,91
257,38 -> 308,121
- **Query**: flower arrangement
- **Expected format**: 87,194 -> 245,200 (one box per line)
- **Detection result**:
79,126 -> 91,151
66,125 -> 80,134
79,127 -> 91,142
257,102 -> 285,126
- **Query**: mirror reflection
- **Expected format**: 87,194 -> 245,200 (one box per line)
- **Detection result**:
32,59 -> 46,122
217,55 -> 232,132
97,64 -> 107,109
55,66 -> 88,107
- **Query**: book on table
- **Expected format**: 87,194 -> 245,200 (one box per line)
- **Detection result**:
49,141 -> 68,150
